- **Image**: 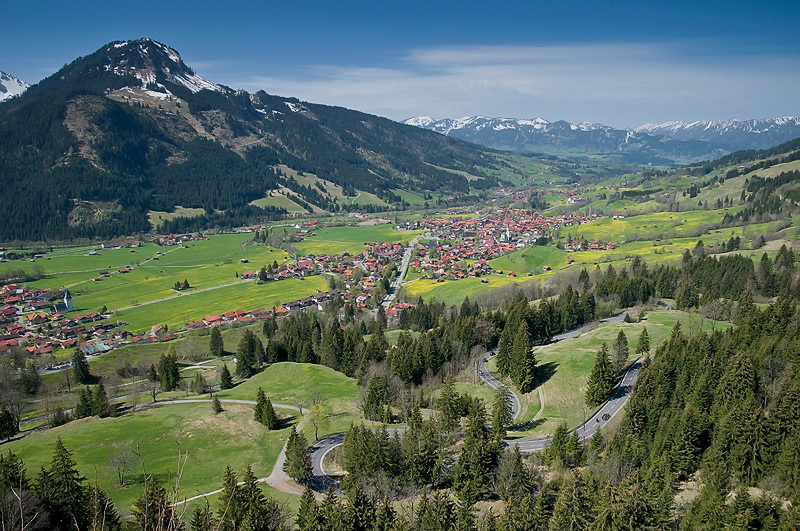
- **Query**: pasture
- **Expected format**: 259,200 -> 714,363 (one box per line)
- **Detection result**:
3,402 -> 294,516
506,310 -> 731,439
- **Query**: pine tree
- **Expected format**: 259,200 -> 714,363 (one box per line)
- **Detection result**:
255,387 -> 279,429
611,329 -> 629,373
189,500 -> 217,531
133,476 -> 178,531
212,397 -> 223,414
192,372 -> 205,394
210,326 -> 224,357
220,363 -> 233,389
296,486 -> 319,530
636,327 -> 650,357
284,429 -> 312,484
492,386 -> 513,439
92,381 -> 113,418
75,386 -> 93,418
35,438 -> 91,530
72,350 -> 91,384
585,343 -> 615,407
217,466 -> 245,530
159,345 -> 180,391
549,471 -> 594,531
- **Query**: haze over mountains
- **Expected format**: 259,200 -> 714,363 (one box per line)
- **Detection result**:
403,115 -> 800,164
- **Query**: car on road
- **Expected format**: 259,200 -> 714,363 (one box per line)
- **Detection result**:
601,413 -> 611,421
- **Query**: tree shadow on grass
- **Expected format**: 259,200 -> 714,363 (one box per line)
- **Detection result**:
506,417 -> 546,437
535,362 -> 558,388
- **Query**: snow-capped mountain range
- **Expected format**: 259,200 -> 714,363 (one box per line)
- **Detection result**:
634,117 -> 800,150
403,115 -> 800,164
402,115 -> 726,165
0,71 -> 29,102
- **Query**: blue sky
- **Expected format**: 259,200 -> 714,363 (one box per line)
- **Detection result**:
3,0 -> 798,128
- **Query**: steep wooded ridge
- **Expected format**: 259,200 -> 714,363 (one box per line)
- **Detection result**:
0,38 -> 497,242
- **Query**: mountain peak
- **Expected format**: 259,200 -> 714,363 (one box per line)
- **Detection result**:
0,70 -> 29,102
31,37 -> 223,96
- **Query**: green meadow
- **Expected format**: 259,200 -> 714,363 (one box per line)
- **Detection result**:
294,225 -> 422,256
507,310 -> 732,439
219,362 -> 360,411
3,402 -> 293,517
109,276 -> 329,332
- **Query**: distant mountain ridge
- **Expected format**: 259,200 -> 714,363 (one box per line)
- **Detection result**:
0,38 -> 498,242
0,71 -> 28,102
403,114 -> 800,164
634,117 -> 800,150
402,115 -> 726,165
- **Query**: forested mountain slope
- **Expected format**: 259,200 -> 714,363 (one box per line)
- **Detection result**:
0,39 -> 499,242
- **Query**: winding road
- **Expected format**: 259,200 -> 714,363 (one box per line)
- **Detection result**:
308,310 -> 640,488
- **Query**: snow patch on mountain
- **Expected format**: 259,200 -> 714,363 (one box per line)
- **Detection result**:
0,71 -> 29,102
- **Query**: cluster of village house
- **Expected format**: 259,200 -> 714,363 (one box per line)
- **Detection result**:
399,208 -> 603,279
2,206 -> 619,366
0,235 -> 414,366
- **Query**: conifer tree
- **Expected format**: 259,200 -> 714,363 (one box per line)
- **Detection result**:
585,343 -> 615,407
72,350 -> 91,384
284,430 -> 312,484
491,386 -> 513,439
549,471 -> 594,531
296,486 -> 319,531
35,438 -> 91,530
636,326 -> 650,357
189,500 -> 217,531
453,400 -> 497,504
217,466 -> 245,530
220,363 -> 233,389
159,345 -> 180,391
92,381 -> 113,418
210,326 -> 224,356
75,386 -> 93,418
212,396 -> 223,414
255,387 -> 279,430
192,372 -> 205,394
89,483 -> 121,531
133,476 -> 178,531
147,363 -> 158,382
611,329 -> 629,373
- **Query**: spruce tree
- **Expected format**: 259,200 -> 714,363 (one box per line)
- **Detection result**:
636,326 -> 650,357
220,363 -> 233,389
35,438 -> 91,530
549,471 -> 594,531
585,343 -> 615,407
75,386 -> 93,418
133,476 -> 177,531
217,466 -> 245,530
255,387 -> 279,429
210,326 -> 224,357
88,483 -> 121,531
212,396 -> 223,414
284,429 -> 312,484
611,329 -> 629,373
159,345 -> 180,391
511,321 -> 533,391
92,382 -> 113,418
72,350 -> 91,384
491,386 -> 513,439
0,406 -> 18,441
189,501 -> 218,531
192,372 -> 205,394
296,486 -> 319,530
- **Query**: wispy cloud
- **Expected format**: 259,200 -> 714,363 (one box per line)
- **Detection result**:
225,43 -> 800,128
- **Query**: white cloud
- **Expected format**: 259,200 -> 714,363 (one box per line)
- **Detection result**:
226,43 -> 800,128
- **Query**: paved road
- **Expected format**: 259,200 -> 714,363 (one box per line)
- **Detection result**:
476,351 -> 521,420
506,358 -> 642,452
382,236 -> 421,309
